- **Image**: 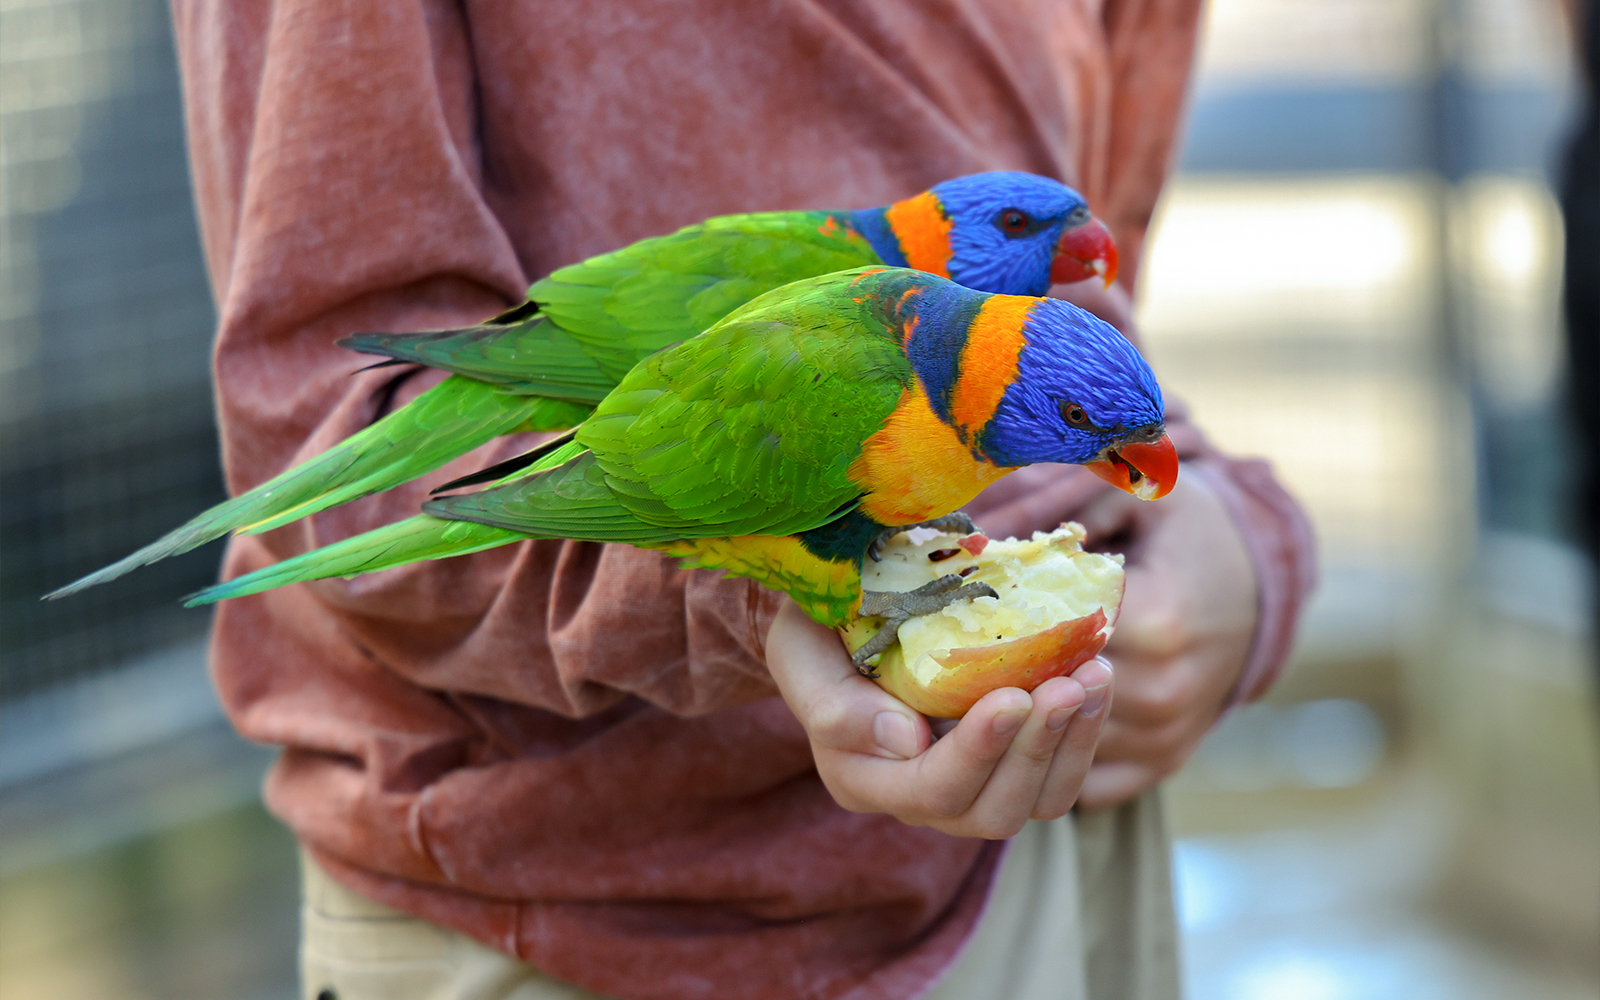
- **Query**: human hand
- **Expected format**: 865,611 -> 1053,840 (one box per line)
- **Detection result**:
1070,472 -> 1257,807
968,281 -> 1261,808
766,599 -> 1112,839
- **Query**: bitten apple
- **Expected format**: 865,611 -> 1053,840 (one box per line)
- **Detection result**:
838,523 -> 1124,719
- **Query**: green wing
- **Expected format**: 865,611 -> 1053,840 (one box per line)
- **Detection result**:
341,212 -> 881,389
432,269 -> 913,541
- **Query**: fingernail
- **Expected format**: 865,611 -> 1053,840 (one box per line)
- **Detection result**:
1074,658 -> 1113,719
1080,684 -> 1109,719
992,708 -> 1028,737
1047,704 -> 1078,731
874,712 -> 919,759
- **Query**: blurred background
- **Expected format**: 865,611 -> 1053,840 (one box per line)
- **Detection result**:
2,0 -> 1597,997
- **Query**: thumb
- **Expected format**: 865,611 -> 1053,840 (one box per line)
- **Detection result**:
765,599 -> 931,760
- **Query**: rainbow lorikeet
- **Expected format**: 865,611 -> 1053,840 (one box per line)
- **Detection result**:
48,172 -> 1116,599
179,267 -> 1176,671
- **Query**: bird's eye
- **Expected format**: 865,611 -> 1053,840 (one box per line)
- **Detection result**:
1065,205 -> 1091,227
999,209 -> 1030,234
1060,402 -> 1092,428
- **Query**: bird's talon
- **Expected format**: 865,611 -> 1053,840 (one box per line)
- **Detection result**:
851,577 -> 997,672
927,512 -> 978,537
850,617 -> 903,669
868,513 -> 983,562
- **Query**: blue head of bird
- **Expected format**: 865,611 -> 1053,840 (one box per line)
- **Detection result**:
972,297 -> 1175,499
852,172 -> 1119,298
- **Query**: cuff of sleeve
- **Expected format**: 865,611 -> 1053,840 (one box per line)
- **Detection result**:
1186,456 -> 1319,706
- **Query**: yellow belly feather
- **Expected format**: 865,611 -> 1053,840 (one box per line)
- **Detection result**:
655,534 -> 862,626
848,384 -> 1016,526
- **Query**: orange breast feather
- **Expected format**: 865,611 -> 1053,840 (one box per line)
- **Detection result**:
849,384 -> 1014,527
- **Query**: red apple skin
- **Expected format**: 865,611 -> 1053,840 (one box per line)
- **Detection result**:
870,608 -> 1111,719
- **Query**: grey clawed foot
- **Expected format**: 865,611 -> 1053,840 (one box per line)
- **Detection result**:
867,511 -> 982,562
850,574 -> 1000,678
859,572 -> 981,617
920,511 -> 979,537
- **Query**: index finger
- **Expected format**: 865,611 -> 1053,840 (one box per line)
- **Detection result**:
767,600 -> 1044,822
829,685 -> 1038,821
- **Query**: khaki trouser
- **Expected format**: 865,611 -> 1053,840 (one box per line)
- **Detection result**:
301,790 -> 1179,1000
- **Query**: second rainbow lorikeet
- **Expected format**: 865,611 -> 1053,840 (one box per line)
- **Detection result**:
48,172 -> 1117,599
180,267 -> 1176,672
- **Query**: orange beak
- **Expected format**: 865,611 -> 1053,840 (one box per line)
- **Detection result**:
1085,433 -> 1178,501
1050,215 -> 1119,289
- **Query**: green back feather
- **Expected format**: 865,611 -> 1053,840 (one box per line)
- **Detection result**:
531,211 -> 882,382
430,269 -> 913,543
338,213 -> 879,390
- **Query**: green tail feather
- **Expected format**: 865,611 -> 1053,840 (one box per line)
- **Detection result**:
182,441 -> 601,606
422,450 -> 678,544
45,378 -> 590,600
184,443 -> 684,606
235,397 -> 589,537
337,313 -> 619,399
182,515 -> 527,606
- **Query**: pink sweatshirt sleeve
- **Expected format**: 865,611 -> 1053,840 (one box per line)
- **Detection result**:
1183,448 -> 1319,704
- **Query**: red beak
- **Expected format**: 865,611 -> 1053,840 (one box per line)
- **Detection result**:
1085,433 -> 1178,501
1051,216 -> 1119,288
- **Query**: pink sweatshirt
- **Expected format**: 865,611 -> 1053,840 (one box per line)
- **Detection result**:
171,1 -> 1315,997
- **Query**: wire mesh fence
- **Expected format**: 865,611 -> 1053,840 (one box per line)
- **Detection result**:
1,0 -> 224,704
